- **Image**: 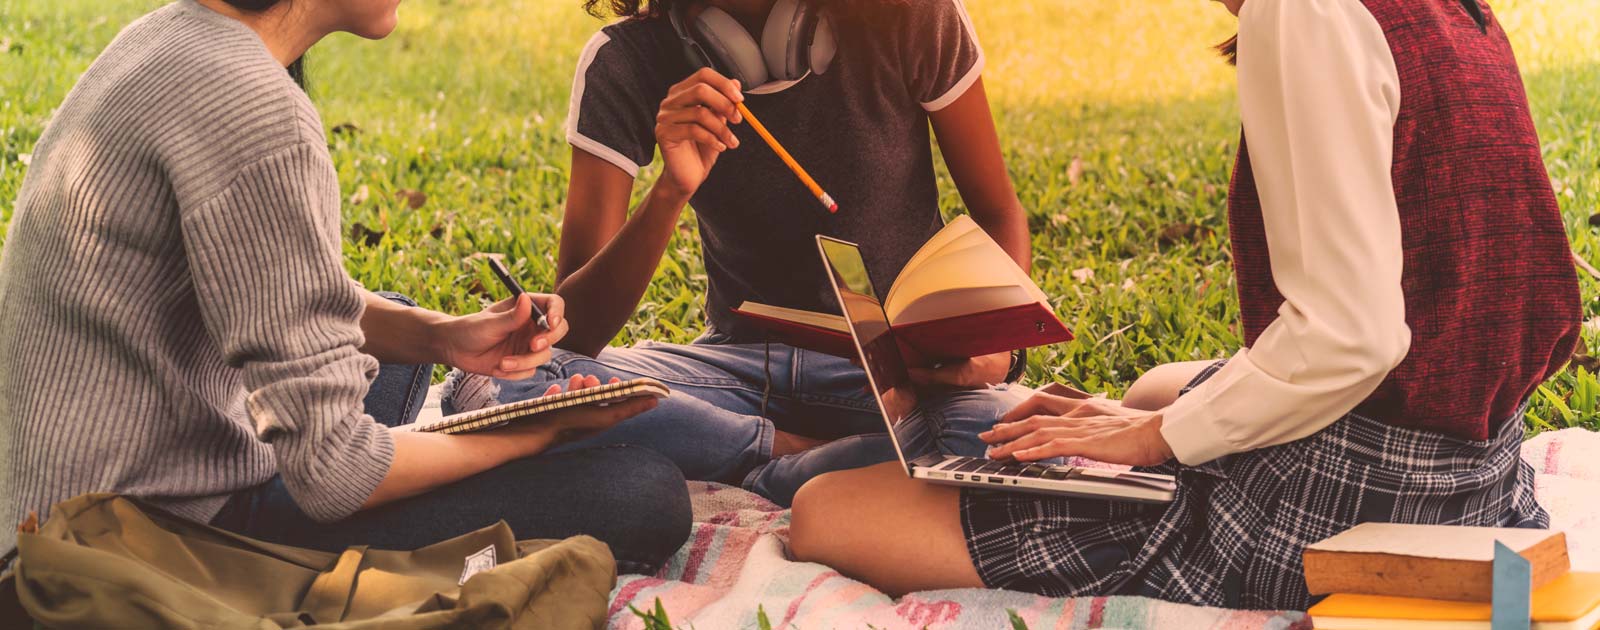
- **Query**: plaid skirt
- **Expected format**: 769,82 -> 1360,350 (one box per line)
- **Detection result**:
961,361 -> 1549,611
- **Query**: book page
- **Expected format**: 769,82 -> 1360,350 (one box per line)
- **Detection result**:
889,285 -> 1033,326
1307,523 -> 1560,561
885,215 -> 1054,324
737,302 -> 849,332
893,214 -> 981,289
885,241 -> 1030,323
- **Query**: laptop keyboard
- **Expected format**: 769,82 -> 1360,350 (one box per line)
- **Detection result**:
937,456 -> 1072,480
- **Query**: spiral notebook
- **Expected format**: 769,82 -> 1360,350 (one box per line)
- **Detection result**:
398,378 -> 670,435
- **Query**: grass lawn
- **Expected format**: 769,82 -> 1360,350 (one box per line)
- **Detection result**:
2,0 -> 1598,431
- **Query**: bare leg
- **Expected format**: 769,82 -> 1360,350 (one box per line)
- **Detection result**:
1122,360 -> 1215,411
789,462 -> 984,596
772,430 -> 830,457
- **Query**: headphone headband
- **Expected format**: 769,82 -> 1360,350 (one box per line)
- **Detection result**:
667,0 -> 834,91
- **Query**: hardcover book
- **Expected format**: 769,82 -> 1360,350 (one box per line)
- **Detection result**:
1308,572 -> 1600,630
1303,523 -> 1570,602
733,215 -> 1072,361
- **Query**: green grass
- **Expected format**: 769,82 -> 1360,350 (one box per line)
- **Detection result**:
2,0 -> 1597,431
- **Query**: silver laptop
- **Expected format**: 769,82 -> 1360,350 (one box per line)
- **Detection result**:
817,235 -> 1177,504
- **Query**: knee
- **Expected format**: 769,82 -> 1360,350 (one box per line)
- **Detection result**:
788,470 -> 849,564
1123,363 -> 1186,411
584,446 -> 693,573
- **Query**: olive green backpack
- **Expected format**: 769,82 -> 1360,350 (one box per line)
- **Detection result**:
0,494 -> 617,629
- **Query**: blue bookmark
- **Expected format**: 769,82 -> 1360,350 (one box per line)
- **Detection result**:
1491,541 -> 1533,630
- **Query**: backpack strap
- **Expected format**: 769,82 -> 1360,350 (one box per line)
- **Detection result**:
299,545 -> 370,624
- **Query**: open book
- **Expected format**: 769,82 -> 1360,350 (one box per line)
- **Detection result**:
734,215 -> 1073,361
397,378 -> 669,435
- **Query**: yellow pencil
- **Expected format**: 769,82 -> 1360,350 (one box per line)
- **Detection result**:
736,102 -> 838,214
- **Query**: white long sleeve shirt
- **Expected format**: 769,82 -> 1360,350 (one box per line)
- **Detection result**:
1159,0 -> 1413,465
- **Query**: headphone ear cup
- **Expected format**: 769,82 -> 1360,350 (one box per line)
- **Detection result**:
691,7 -> 771,88
760,0 -> 810,81
809,15 -> 836,75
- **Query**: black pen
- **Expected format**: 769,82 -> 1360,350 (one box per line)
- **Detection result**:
485,257 -> 549,330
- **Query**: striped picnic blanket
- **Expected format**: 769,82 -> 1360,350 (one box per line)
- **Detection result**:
607,427 -> 1600,629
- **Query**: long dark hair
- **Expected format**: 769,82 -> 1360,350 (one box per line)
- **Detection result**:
1217,35 -> 1237,65
222,0 -> 307,88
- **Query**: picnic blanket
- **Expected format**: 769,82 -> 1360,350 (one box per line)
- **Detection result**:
606,427 -> 1600,630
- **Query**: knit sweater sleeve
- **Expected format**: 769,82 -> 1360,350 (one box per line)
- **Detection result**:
179,141 -> 392,523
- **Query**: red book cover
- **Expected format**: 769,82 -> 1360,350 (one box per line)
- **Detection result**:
894,302 -> 1074,361
732,308 -> 857,358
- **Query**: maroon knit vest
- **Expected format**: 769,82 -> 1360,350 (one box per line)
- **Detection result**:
1227,0 -> 1581,440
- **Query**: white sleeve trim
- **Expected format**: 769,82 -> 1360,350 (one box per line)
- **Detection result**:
565,30 -> 641,178
920,0 -> 986,112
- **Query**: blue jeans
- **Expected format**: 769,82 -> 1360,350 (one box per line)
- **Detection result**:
211,293 -> 692,575
446,330 -> 1016,506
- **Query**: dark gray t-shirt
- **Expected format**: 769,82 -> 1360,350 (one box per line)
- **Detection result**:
567,0 -> 985,341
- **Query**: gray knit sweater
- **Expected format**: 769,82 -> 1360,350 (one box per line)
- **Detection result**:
0,0 -> 393,552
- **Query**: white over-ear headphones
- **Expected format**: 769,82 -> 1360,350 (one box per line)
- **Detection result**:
669,0 -> 838,94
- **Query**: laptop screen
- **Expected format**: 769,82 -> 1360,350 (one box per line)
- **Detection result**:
816,236 -> 942,469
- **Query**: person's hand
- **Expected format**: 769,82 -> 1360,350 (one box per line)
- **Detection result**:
979,393 -> 1176,466
907,352 -> 1012,390
653,67 -> 744,202
438,293 -> 569,379
500,374 -> 658,455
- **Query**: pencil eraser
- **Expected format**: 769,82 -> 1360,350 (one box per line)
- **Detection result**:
821,193 -> 838,214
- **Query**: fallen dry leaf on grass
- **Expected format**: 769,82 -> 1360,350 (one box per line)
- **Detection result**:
1158,223 -> 1214,246
430,212 -> 456,240
1067,157 -> 1084,186
1072,267 -> 1095,283
348,222 -> 384,247
396,189 -> 427,210
348,184 -> 369,206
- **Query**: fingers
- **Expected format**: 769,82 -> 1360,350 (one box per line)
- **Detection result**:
490,348 -> 551,380
484,293 -> 533,335
608,395 -> 658,421
530,316 -> 569,355
657,105 -> 740,149
532,293 -> 565,330
668,68 -> 743,119
657,70 -> 745,156
985,427 -> 1065,460
980,414 -> 1059,444
541,383 -> 563,397
1013,438 -> 1087,462
1000,393 -> 1078,423
554,395 -> 659,435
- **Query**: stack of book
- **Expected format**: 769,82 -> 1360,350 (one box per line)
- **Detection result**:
1304,523 -> 1600,629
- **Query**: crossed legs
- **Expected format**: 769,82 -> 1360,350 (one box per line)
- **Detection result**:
787,360 -> 1214,594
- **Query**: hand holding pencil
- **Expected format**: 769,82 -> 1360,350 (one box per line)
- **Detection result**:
652,68 -> 837,213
